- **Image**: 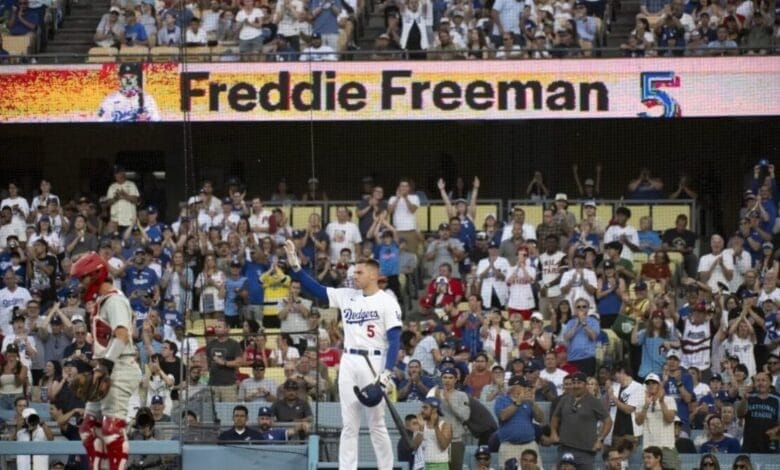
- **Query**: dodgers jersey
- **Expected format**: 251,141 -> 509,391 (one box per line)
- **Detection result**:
97,91 -> 161,122
326,287 -> 402,351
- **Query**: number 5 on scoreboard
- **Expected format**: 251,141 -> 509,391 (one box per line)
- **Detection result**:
638,71 -> 682,118
367,324 -> 376,337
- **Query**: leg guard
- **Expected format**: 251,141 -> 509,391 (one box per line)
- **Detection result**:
102,416 -> 129,470
79,413 -> 104,470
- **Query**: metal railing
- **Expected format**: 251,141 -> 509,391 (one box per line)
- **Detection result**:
1,44 -> 777,65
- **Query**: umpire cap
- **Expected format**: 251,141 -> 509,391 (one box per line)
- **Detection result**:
353,383 -> 384,407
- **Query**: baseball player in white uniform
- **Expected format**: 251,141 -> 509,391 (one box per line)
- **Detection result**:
284,240 -> 401,470
97,63 -> 161,122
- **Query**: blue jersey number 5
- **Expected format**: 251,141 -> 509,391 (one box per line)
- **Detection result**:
639,72 -> 682,118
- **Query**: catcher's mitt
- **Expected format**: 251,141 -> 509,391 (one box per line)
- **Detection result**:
72,367 -> 112,402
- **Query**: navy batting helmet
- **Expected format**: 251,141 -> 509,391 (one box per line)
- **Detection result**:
353,384 -> 383,407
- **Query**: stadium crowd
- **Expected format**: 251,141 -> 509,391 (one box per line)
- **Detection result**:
1,0 -> 777,61
0,162 -> 778,469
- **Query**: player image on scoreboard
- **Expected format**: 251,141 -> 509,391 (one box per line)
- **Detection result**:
98,63 -> 161,122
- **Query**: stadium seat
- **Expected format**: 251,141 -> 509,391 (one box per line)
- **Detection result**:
519,204 -> 544,227
624,204 -> 650,230
148,46 -> 178,62
119,45 -> 150,62
182,46 -> 212,62
596,203 -> 614,221
428,204 -> 449,230
291,205 -> 322,230
568,204 -> 582,221
653,204 -> 692,232
328,205 -> 357,224
86,46 -> 118,63
474,204 -> 499,228
415,205 -> 430,233
2,34 -> 33,59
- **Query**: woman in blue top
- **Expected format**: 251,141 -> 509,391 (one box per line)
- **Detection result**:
368,215 -> 401,299
595,261 -> 626,329
631,309 -> 680,379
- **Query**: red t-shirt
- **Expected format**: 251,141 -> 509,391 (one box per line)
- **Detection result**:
318,348 -> 341,367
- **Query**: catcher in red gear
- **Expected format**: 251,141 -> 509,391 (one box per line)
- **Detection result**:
70,252 -> 142,470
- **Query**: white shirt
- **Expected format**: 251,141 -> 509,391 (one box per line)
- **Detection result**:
500,222 -> 536,243
539,251 -> 566,297
607,380 -> 645,445
249,209 -> 274,236
483,326 -> 514,369
15,425 -> 48,470
506,261 -> 537,310
1,197 -> 30,227
105,180 -> 141,225
299,44 -> 338,61
476,256 -> 510,308
641,395 -> 677,449
185,27 -> 208,44
389,194 -> 421,231
697,252 -> 734,293
603,224 -> 640,260
540,367 -> 568,396
325,221 -> 362,263
236,8 -> 266,40
0,286 -> 31,336
723,248 -> 752,292
98,91 -> 161,123
560,268 -> 597,308
760,288 -> 780,305
326,287 -> 402,352
201,10 -> 220,32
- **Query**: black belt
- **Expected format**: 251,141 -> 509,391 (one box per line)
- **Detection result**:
346,348 -> 381,356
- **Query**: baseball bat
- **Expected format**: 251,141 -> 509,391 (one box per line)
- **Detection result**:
359,352 -> 414,451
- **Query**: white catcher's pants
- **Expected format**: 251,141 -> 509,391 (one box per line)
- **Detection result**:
338,352 -> 394,470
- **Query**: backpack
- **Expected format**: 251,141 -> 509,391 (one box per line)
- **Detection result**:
464,396 -> 497,438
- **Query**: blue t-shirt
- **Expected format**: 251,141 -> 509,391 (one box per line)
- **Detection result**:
124,22 -> 148,45
460,313 -> 485,360
569,232 -> 600,254
663,371 -> 694,426
310,0 -> 340,34
122,266 -> 159,308
636,330 -> 676,378
9,9 -> 39,35
495,395 -> 536,444
258,428 -> 287,441
562,317 -> 601,361
700,436 -> 741,454
397,375 -> 438,402
242,261 -> 268,305
374,242 -> 400,276
224,276 -> 248,317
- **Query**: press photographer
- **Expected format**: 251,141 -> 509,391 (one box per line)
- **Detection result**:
15,407 -> 53,470
127,407 -> 164,470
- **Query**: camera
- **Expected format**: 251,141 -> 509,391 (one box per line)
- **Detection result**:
25,414 -> 40,428
134,407 -> 155,429
759,159 -> 770,167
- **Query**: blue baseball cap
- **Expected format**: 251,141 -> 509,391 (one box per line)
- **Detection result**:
440,367 -> 458,377
257,406 -> 272,417
423,397 -> 444,416
151,395 -> 164,405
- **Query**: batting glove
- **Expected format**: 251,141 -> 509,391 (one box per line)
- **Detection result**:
378,370 -> 394,389
283,240 -> 302,271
